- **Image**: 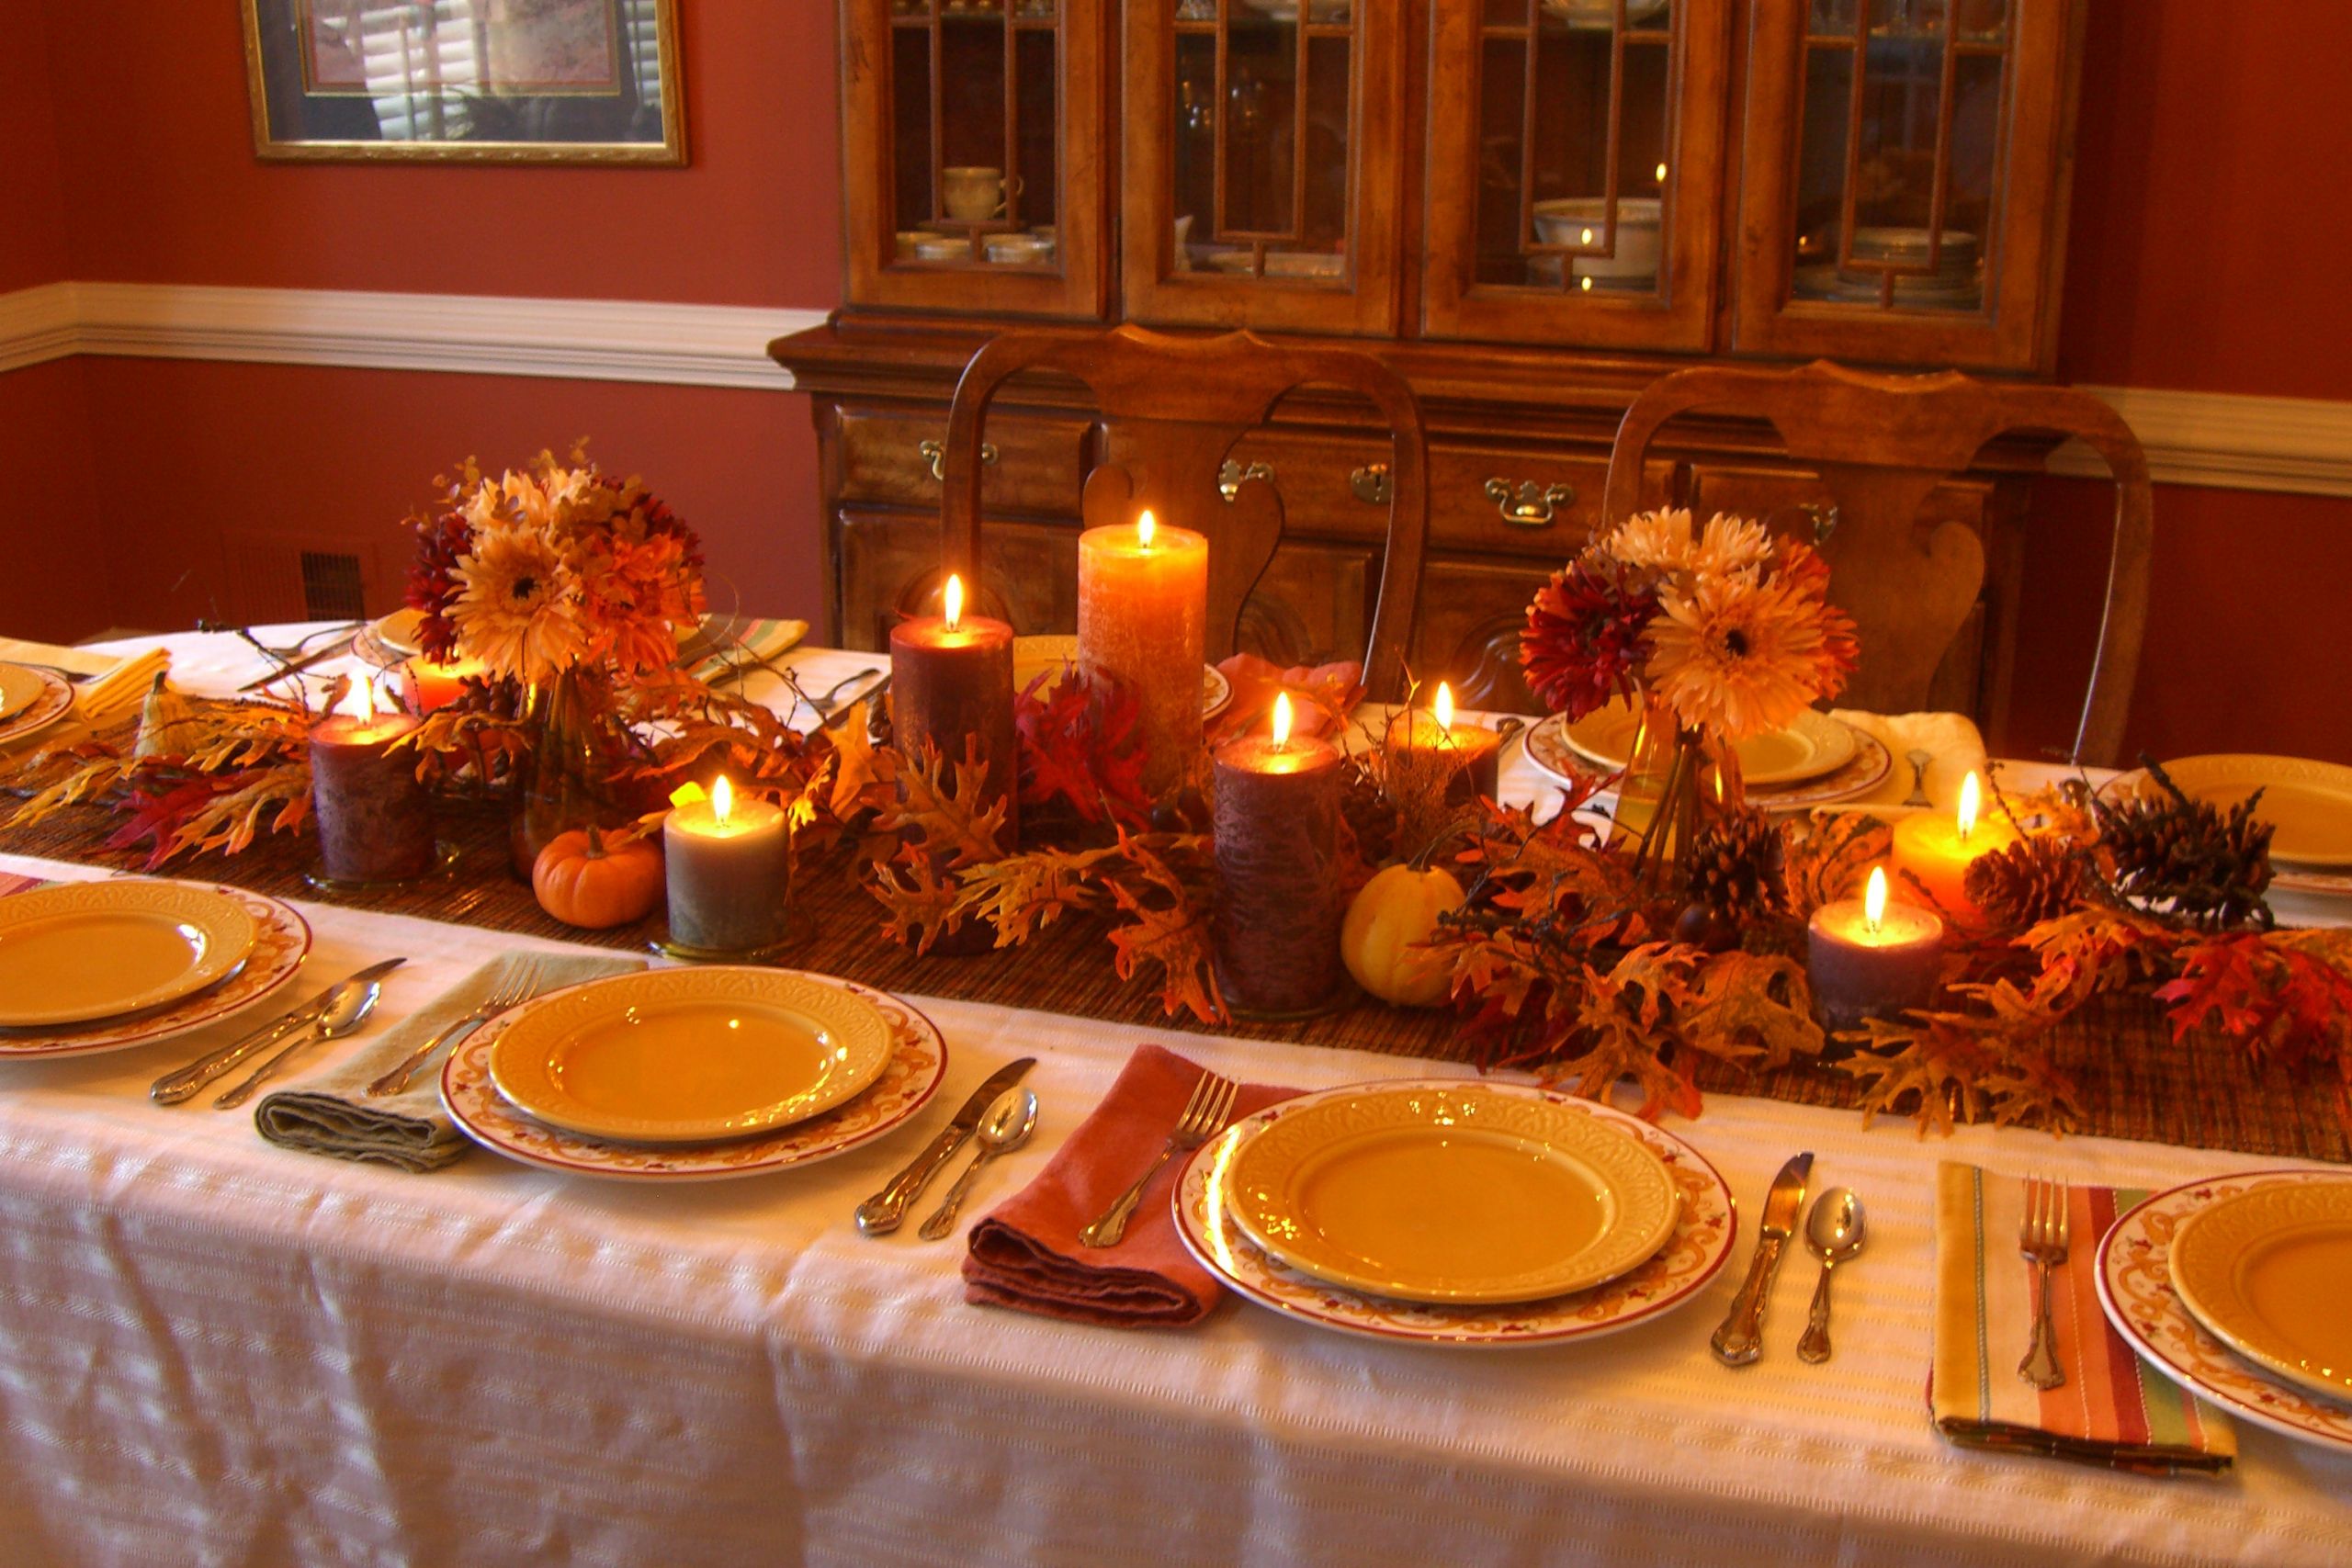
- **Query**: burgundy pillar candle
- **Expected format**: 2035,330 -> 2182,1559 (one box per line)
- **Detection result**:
1384,682 -> 1503,806
310,682 -> 435,883
1806,866 -> 1945,1043
1214,694 -> 1346,1014
887,574 -> 1019,843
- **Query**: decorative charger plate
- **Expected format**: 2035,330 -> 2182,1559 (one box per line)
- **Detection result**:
0,661 -> 49,722
1558,700 -> 1857,786
0,665 -> 73,750
2096,1168 -> 2352,1453
487,967 -> 895,1145
1012,635 -> 1233,718
2168,1179 -> 2352,1405
1222,1080 -> 1679,1303
0,880 -> 260,1027
1529,712 -> 1890,813
444,975 -> 947,1181
0,884 -> 311,1059
1175,1081 -> 1736,1347
2114,756 -> 2352,869
368,608 -> 426,659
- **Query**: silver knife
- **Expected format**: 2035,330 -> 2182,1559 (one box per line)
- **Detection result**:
855,1056 -> 1036,1236
1711,1151 -> 1814,1366
149,957 -> 405,1105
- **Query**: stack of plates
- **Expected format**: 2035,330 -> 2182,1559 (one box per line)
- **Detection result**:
1527,698 -> 1891,815
2109,754 -> 2352,907
440,967 -> 949,1181
2097,1170 -> 2352,1454
1794,226 -> 1983,310
0,661 -> 75,750
1172,1079 -> 1736,1346
0,880 -> 312,1058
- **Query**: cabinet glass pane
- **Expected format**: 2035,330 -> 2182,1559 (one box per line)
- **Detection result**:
1469,2 -> 1676,299
886,0 -> 1063,272
1173,0 -> 1354,285
1791,0 -> 2011,312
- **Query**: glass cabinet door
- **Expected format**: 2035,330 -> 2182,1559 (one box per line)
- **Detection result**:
1421,0 -> 1730,350
1122,0 -> 1404,334
1732,0 -> 2076,369
842,0 -> 1106,317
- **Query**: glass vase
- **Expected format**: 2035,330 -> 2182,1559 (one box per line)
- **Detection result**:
508,666 -> 631,879
1614,694 -> 1746,886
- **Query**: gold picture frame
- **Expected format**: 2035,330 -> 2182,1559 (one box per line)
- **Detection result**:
241,0 -> 686,165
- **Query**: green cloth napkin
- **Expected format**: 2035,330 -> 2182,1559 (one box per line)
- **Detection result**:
254,951 -> 645,1173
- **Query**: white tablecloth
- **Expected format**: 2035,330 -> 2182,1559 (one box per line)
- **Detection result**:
0,628 -> 2344,1566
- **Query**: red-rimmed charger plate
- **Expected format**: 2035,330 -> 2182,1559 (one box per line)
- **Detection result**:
1173,1079 -> 1736,1348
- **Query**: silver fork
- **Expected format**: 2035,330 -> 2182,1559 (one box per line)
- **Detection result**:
2018,1174 -> 2071,1390
1080,1071 -> 1238,1248
366,962 -> 545,1097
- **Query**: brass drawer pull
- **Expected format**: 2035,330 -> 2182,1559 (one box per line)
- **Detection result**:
1350,463 -> 1392,505
919,439 -> 998,482
1800,502 -> 1840,546
1218,459 -> 1275,502
1484,478 -> 1575,527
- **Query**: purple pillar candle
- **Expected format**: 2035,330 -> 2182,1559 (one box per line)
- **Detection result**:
310,691 -> 435,883
1806,866 -> 1945,1041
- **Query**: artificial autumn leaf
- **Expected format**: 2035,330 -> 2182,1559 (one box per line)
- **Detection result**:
1842,1012 -> 2004,1138
1539,944 -> 1706,1122
1682,950 -> 1825,1069
1778,811 -> 1894,919
1014,668 -> 1148,829
826,700 -> 888,819
1976,1047 -> 2084,1135
2016,905 -> 2181,1011
867,850 -> 968,956
877,737 -> 1010,870
1105,870 -> 1225,1023
958,843 -> 1124,946
2157,931 -> 2352,1079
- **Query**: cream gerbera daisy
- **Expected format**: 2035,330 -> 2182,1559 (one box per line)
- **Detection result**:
1646,570 -> 1856,741
1689,512 -> 1773,577
448,520 -> 587,682
1602,507 -> 1697,572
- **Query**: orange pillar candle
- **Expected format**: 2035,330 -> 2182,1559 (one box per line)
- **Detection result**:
309,680 -> 435,883
1078,509 -> 1208,800
1806,865 -> 1945,1039
1214,694 -> 1346,1015
1383,682 -> 1503,805
888,574 -> 1019,843
399,654 -> 485,715
1891,772 -> 2019,921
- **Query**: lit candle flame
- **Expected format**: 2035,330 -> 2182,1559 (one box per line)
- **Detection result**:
353,679 -> 376,723
1957,770 -> 1982,844
713,774 -> 734,828
1433,682 -> 1455,731
943,572 -> 964,632
1271,692 -> 1294,750
1865,865 -> 1888,934
1137,510 -> 1156,548
1656,161 -> 1668,183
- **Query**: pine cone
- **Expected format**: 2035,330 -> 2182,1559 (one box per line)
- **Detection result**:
1963,836 -> 2086,931
2093,760 -> 2275,930
1683,807 -> 1785,922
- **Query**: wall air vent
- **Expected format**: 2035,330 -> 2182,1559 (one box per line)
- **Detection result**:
219,529 -> 393,625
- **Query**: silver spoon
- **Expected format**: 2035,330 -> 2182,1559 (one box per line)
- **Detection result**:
1901,749 -> 1936,808
1795,1187 -> 1867,1364
917,1086 -> 1038,1241
212,976 -> 385,1111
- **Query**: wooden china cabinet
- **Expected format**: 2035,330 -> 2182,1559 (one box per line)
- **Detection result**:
775,0 -> 2086,726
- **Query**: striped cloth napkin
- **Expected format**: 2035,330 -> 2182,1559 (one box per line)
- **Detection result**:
681,615 -> 805,686
1931,1162 -> 2235,1474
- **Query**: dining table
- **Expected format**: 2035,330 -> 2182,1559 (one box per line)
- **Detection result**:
0,623 -> 2346,1568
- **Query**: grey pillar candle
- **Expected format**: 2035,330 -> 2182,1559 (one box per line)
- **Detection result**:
1213,695 -> 1345,1015
662,778 -> 790,953
309,699 -> 435,883
1806,868 -> 1945,1045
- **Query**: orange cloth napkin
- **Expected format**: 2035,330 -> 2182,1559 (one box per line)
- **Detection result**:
963,1043 -> 1295,1328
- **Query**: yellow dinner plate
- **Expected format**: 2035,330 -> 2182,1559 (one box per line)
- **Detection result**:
1012,635 -> 1231,717
2170,1179 -> 2352,1404
369,608 -> 426,658
1221,1081 -> 1679,1304
0,662 -> 45,722
1562,697 -> 1857,786
487,967 -> 894,1145
2132,755 -> 2352,869
0,881 -> 259,1028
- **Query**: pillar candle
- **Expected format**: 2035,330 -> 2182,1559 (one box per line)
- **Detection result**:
1807,866 -> 1945,1040
663,776 -> 790,953
888,574 -> 1018,843
1078,510 -> 1209,800
1891,771 -> 2018,921
1214,694 -> 1345,1015
310,681 -> 435,883
1382,682 -> 1503,806
399,655 -> 485,715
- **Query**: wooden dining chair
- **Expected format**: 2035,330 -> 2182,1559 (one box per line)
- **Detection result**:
1599,360 -> 2154,767
936,322 -> 1431,701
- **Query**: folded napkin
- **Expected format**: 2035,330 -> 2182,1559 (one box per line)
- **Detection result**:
0,636 -> 121,680
1829,709 -> 1989,811
1930,1162 -> 2235,1475
79,649 -> 171,727
683,615 -> 806,686
964,1043 -> 1296,1328
254,951 -> 645,1173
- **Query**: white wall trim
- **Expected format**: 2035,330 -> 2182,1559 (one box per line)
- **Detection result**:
5,281 -> 2352,495
0,281 -> 824,391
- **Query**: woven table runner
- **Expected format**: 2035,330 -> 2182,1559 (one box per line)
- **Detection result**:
3,788 -> 2344,1163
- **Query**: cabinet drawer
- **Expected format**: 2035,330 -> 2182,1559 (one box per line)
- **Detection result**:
837,509 -> 1080,651
1408,558 -> 1555,716
836,409 -> 1091,514
1238,542 -> 1376,670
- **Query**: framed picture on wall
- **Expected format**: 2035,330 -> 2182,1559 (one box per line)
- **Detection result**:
240,0 -> 685,164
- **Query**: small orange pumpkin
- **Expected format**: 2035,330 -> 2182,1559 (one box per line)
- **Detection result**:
1341,863 -> 1466,1008
532,825 -> 663,930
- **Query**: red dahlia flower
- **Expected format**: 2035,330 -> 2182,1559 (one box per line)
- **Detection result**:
1519,554 -> 1660,720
